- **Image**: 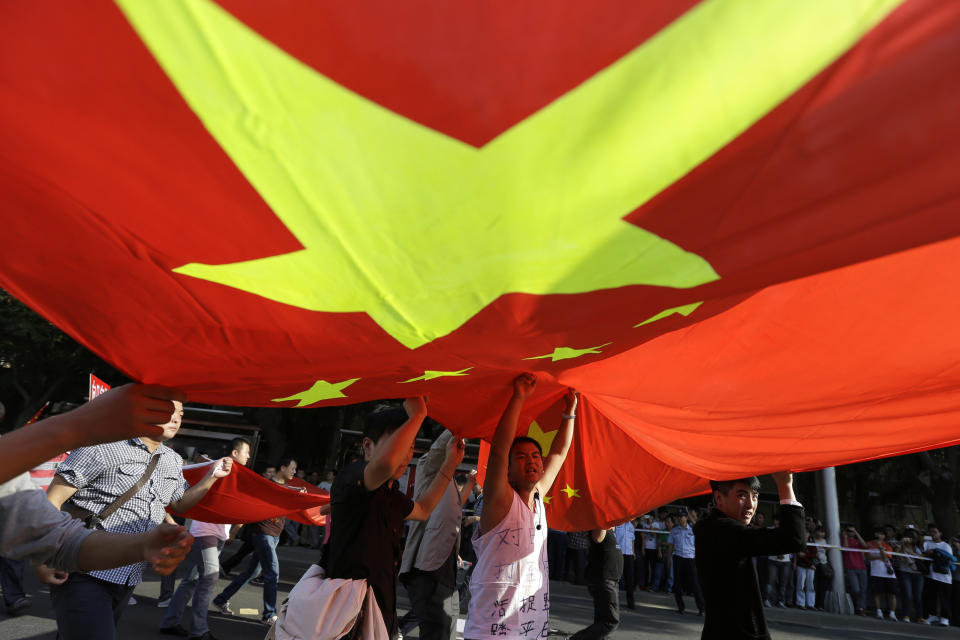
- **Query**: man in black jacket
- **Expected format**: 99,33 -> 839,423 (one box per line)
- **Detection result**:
694,472 -> 804,640
570,528 -> 622,640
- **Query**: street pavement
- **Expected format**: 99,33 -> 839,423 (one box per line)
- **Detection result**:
1,543 -> 957,639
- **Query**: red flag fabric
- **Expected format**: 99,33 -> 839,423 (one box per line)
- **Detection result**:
178,462 -> 328,526
2,1 -> 960,529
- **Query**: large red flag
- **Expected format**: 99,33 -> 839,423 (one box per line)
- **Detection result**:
3,1 -> 960,528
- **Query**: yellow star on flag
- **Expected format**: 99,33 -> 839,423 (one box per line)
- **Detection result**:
272,378 -> 359,407
542,496 -> 552,505
400,368 -> 473,383
561,484 -> 581,499
527,420 -> 558,455
525,343 -> 612,363
119,0 -> 898,349
635,302 -> 703,327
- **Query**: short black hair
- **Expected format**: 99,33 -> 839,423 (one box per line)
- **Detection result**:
509,436 -> 543,458
277,456 -> 296,469
230,437 -> 251,453
709,477 -> 761,495
363,407 -> 409,443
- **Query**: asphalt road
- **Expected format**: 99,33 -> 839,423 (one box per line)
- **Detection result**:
2,543 -> 956,639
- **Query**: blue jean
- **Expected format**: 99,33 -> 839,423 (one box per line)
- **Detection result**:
214,533 -> 279,618
846,568 -> 868,611
160,537 -> 224,635
51,572 -> 134,640
898,571 -> 923,620
0,556 -> 26,606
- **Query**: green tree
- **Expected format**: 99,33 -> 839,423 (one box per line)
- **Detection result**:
0,288 -> 120,430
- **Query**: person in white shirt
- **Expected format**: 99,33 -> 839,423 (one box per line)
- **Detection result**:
922,525 -> 953,626
158,437 -> 252,640
613,522 -> 637,609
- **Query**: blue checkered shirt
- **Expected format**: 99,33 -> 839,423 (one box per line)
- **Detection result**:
56,439 -> 186,585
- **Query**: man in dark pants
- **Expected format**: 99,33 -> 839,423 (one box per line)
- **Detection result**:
667,510 -> 703,615
570,528 -> 621,640
694,473 -> 805,640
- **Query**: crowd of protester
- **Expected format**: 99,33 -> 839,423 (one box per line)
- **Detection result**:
3,380 -> 960,640
546,508 -> 960,627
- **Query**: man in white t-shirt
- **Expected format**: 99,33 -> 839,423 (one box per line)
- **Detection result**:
922,525 -> 953,626
642,514 -> 664,590
158,438 -> 252,639
464,374 -> 576,640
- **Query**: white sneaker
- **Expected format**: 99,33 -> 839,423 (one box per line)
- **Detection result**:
875,610 -> 883,619
887,611 -> 897,621
925,615 -> 939,625
128,596 -> 137,606
157,598 -> 171,608
939,618 -> 949,626
902,616 -> 911,623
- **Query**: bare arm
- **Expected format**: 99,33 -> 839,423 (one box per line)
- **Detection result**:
363,398 -> 427,491
168,457 -> 233,513
0,384 -> 186,485
77,523 -> 193,573
46,475 -> 78,509
480,374 -> 536,536
539,389 -> 577,494
591,528 -> 608,543
407,437 -> 466,521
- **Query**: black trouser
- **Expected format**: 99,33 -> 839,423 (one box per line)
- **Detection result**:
566,548 -> 587,585
570,579 -> 619,640
621,555 -> 636,608
402,571 -> 458,640
673,556 -> 704,613
924,577 -> 951,620
51,573 -> 135,640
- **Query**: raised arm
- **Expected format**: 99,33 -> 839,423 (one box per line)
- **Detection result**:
363,397 -> 428,491
168,457 -> 233,513
407,436 -> 466,521
479,374 -> 536,535
0,384 -> 186,484
539,388 -> 577,494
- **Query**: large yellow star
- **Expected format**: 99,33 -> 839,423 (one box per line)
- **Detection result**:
526,420 -> 558,455
525,343 -> 612,363
561,484 -> 581,499
399,368 -> 472,383
272,378 -> 359,407
119,0 -> 898,349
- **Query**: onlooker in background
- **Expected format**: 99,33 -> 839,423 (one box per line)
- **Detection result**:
667,509 -> 703,615
318,470 -> 334,492
641,513 -> 661,591
922,524 -> 953,626
841,525 -> 868,615
867,526 -> 898,620
570,529 -> 621,640
566,531 -> 589,585
794,529 -> 817,610
613,520 -> 636,610
658,515 -> 675,592
897,529 -> 924,623
812,527 -> 831,611
212,457 -> 300,625
764,519 -> 792,609
159,437 -> 252,639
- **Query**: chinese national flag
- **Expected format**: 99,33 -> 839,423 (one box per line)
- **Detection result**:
3,1 -> 960,528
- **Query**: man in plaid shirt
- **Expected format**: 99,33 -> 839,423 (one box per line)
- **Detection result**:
46,398 -> 233,640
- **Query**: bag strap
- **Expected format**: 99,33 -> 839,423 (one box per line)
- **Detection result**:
98,454 -> 162,522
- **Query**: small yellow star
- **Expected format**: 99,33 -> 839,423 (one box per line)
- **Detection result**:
527,420 -> 558,455
272,378 -> 359,407
634,302 -> 702,327
561,484 -> 581,499
525,343 -> 612,362
399,367 -> 473,383
542,496 -> 552,505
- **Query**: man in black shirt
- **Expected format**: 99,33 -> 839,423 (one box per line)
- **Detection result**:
694,473 -> 804,640
321,399 -> 464,638
571,528 -> 622,640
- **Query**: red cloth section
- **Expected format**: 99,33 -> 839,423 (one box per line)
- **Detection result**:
177,462 -> 329,526
2,2 -> 960,529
